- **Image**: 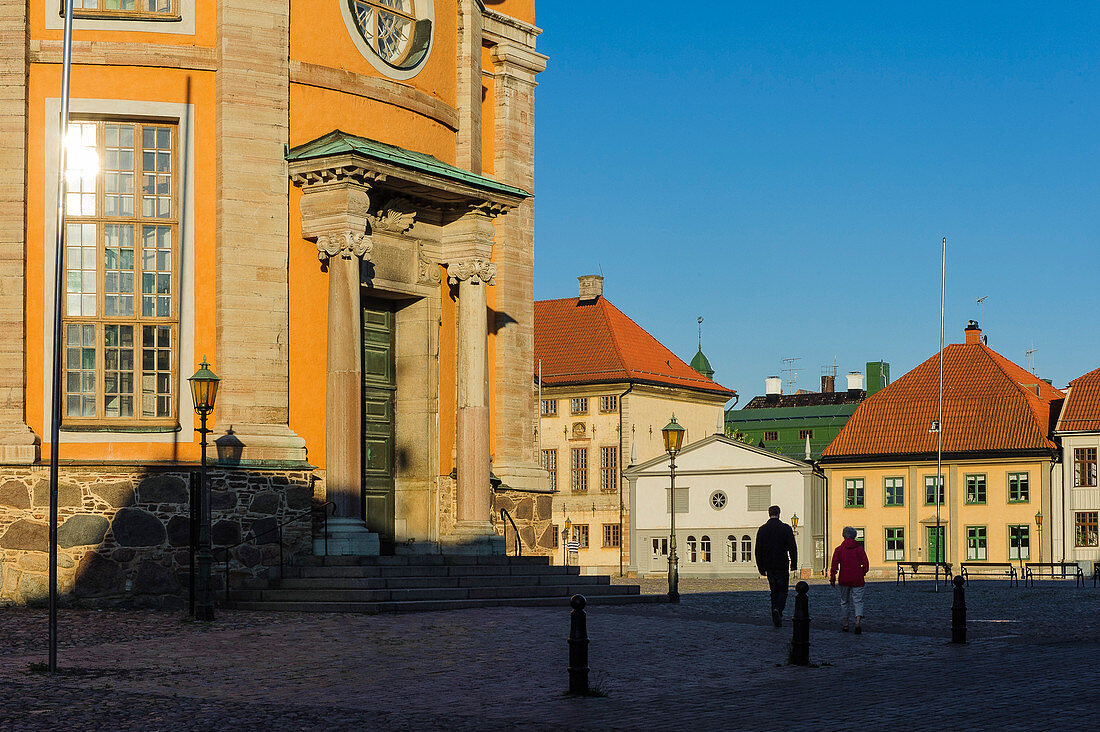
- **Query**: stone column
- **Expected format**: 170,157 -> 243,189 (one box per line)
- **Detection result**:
455,0 -> 483,173
487,42 -> 548,492
443,210 -> 502,553
214,0 -> 305,463
0,0 -> 37,463
298,178 -> 378,556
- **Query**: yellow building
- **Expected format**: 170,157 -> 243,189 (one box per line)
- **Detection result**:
820,322 -> 1062,575
532,276 -> 735,573
0,1 -> 548,605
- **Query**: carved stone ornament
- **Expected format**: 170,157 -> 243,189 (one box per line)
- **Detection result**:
417,241 -> 442,285
571,422 -> 587,440
316,230 -> 373,262
366,197 -> 417,234
447,258 -> 496,286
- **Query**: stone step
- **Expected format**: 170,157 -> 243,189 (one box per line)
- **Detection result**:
231,583 -> 638,604
294,554 -> 551,568
224,593 -> 666,614
247,573 -> 609,591
270,563 -> 579,580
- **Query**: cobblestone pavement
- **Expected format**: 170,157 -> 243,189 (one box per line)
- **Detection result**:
1,578 -> 1097,731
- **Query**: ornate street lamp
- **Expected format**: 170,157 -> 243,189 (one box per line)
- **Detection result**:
791,514 -> 800,532
662,414 -> 685,603
1035,509 -> 1043,563
189,357 -> 220,621
563,518 -> 572,566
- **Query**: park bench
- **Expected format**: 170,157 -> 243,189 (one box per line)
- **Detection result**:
1024,562 -> 1084,588
959,562 -> 1018,587
896,561 -> 953,586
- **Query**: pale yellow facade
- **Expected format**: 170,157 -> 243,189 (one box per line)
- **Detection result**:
539,382 -> 728,574
826,456 -> 1055,576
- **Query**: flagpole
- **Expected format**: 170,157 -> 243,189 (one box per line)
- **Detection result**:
935,237 -> 946,592
48,0 -> 76,673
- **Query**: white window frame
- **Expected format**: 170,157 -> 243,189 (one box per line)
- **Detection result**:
44,98 -> 195,444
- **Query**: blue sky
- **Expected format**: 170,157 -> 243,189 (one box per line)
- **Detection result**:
531,2 -> 1100,397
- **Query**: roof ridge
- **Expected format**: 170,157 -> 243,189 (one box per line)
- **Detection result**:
596,298 -> 630,379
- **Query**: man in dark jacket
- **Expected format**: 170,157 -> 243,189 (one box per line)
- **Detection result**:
755,505 -> 798,627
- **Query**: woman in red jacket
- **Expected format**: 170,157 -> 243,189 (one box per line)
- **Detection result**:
829,526 -> 870,633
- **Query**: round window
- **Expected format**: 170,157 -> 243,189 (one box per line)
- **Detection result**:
710,491 -> 727,510
342,1 -> 435,80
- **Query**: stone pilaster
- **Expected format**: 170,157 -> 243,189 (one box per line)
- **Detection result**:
296,176 -> 378,556
488,42 -> 547,492
442,211 -> 501,553
0,0 -> 37,463
456,0 -> 483,173
214,0 -> 304,464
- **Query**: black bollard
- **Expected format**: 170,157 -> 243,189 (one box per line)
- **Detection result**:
790,581 -> 810,666
568,594 -> 590,694
951,575 -> 967,644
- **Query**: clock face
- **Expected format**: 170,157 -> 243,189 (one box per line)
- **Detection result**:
342,0 -> 434,79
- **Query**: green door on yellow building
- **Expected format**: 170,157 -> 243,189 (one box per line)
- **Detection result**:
925,526 -> 945,563
362,298 -> 396,554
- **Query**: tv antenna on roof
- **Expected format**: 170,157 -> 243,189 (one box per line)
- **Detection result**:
976,296 -> 987,328
781,357 -> 802,395
1025,346 -> 1038,375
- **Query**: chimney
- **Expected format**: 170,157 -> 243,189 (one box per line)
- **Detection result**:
965,320 -> 982,345
846,371 -> 863,397
865,361 -> 890,395
821,374 -> 835,393
578,275 -> 604,303
765,376 -> 781,403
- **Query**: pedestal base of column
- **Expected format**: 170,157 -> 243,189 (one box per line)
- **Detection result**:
0,425 -> 39,464
313,517 -> 380,556
441,520 -> 505,555
493,459 -> 552,493
215,423 -> 307,467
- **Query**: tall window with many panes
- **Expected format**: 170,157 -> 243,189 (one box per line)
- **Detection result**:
599,446 -> 618,492
1007,472 -> 1029,502
1075,448 -> 1097,487
570,448 -> 587,492
63,120 -> 177,427
924,475 -> 944,505
844,478 -> 864,508
1076,511 -> 1099,548
965,474 -> 986,504
540,449 -> 557,492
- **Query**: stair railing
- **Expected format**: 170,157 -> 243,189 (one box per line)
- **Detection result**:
215,500 -> 335,603
500,507 -> 522,557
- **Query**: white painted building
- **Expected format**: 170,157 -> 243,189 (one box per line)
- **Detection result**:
624,434 -> 824,577
1053,367 -> 1100,572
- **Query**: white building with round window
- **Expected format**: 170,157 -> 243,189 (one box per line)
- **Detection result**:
624,434 -> 824,577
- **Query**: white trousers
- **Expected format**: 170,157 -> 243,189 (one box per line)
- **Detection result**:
838,585 -> 865,620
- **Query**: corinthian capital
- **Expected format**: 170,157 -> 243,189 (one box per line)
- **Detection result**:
316,230 -> 373,262
447,258 -> 496,286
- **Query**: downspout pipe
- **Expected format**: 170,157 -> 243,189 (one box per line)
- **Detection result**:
618,382 -> 635,577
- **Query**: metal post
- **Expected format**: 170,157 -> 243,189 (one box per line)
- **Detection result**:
935,236 -> 946,592
47,0 -> 77,676
196,409 -> 214,621
188,471 -> 199,616
951,575 -> 966,643
567,594 -> 589,695
668,453 -> 679,603
790,581 -> 810,665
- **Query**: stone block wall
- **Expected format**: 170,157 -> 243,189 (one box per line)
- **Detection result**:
0,465 -> 316,608
491,488 -> 554,557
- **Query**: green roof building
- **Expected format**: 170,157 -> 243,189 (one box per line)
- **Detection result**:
726,362 -> 890,459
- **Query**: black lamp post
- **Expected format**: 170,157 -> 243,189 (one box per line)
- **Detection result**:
1035,510 -> 1043,564
189,357 -> 220,621
662,414 -> 685,603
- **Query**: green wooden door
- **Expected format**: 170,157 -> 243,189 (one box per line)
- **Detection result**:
362,298 -> 396,554
926,526 -> 945,563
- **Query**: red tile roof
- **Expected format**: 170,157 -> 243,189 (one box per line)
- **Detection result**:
533,297 -> 735,398
822,337 -> 1062,459
1057,366 -> 1100,433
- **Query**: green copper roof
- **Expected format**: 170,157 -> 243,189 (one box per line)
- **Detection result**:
690,349 -> 715,379
286,130 -> 530,200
